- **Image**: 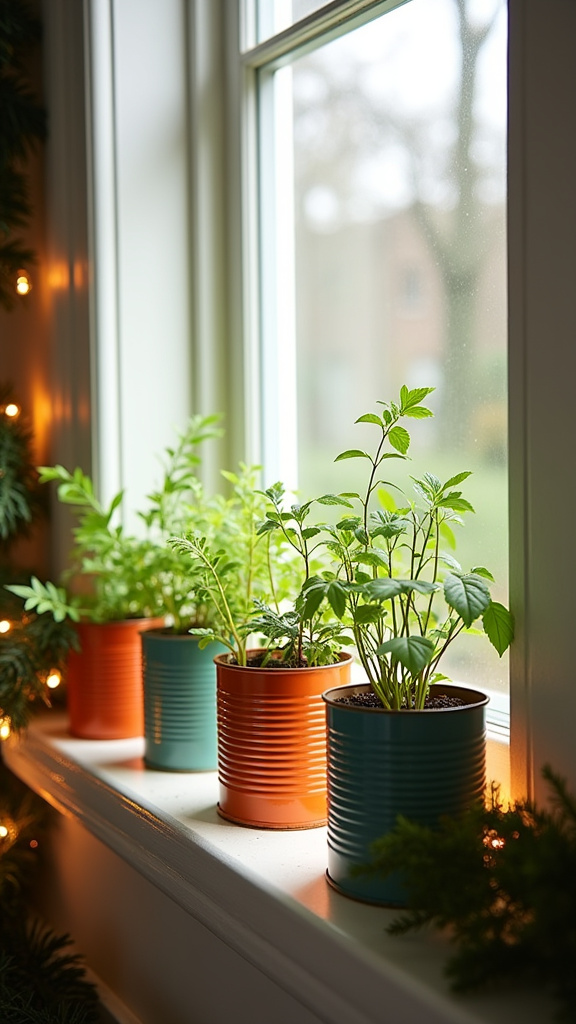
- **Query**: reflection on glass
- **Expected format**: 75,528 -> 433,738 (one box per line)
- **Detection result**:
263,0 -> 508,691
256,0 -> 335,43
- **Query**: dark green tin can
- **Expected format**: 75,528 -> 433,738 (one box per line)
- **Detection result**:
322,682 -> 488,905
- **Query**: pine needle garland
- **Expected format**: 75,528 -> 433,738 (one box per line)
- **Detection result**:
0,763 -> 99,1022
0,601 -> 78,732
0,384 -> 40,545
0,0 -> 46,311
0,761 -> 48,909
0,385 -> 77,732
0,921 -> 99,1024
359,765 -> 576,1021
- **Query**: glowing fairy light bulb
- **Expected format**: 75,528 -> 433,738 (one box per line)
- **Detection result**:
0,825 -> 8,838
15,271 -> 32,296
0,718 -> 11,740
0,620 -> 11,634
46,670 -> 61,689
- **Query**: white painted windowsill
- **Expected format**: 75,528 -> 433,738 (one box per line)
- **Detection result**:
5,714 -> 553,1024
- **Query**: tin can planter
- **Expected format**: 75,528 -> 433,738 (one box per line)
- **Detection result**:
142,630 -> 224,772
216,652 -> 353,829
67,618 -> 164,740
323,682 -> 488,905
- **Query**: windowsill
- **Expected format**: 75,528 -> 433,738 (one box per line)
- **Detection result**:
4,712 -> 552,1024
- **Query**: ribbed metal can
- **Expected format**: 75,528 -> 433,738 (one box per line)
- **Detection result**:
67,618 -> 163,739
216,652 -> 352,829
142,630 -> 223,771
323,682 -> 488,905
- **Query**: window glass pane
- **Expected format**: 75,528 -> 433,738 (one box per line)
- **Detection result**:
259,0 -> 508,692
256,0 -> 335,43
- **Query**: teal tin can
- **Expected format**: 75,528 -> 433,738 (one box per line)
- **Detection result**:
322,682 -> 488,905
142,629 -> 223,771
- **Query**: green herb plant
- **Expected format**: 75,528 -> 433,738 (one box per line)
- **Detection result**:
135,414 -> 226,632
6,466 -> 160,624
313,385 -> 514,708
246,482 -> 353,666
170,480 -> 352,667
164,462 -> 297,648
5,415 -> 223,626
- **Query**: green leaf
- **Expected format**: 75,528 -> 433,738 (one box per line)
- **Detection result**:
470,566 -> 495,582
364,578 -> 403,601
482,601 -> 514,656
444,573 -> 491,627
4,583 -> 34,600
109,491 -> 124,515
377,487 -> 400,512
257,520 -> 279,535
439,521 -> 456,550
369,510 -> 409,539
403,405 -> 434,419
316,493 -> 355,507
363,577 -> 438,599
439,495 -> 475,513
439,553 -> 463,573
351,550 -> 389,569
334,449 -> 371,462
377,635 -> 435,674
399,579 -> 439,596
300,585 -> 326,620
399,385 -> 435,411
388,426 -> 411,455
336,516 -> 362,532
326,580 -> 347,619
353,603 -> 385,625
443,471 -> 473,488
355,412 -> 382,426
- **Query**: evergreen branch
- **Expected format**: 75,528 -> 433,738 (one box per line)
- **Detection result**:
358,766 -> 576,1022
0,919 -> 99,1024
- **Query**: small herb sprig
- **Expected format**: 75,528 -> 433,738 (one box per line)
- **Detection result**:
168,469 -> 299,665
252,483 -> 353,666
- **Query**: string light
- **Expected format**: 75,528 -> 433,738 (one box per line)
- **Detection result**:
0,620 -> 11,634
0,718 -> 11,740
15,270 -> 32,296
0,818 -> 17,843
46,670 -> 61,690
0,402 -> 21,419
483,829 -> 506,850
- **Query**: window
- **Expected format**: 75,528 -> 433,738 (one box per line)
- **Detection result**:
71,0 -> 576,802
239,0 -> 509,694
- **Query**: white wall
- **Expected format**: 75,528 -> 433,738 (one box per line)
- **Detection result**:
106,0 -> 193,520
